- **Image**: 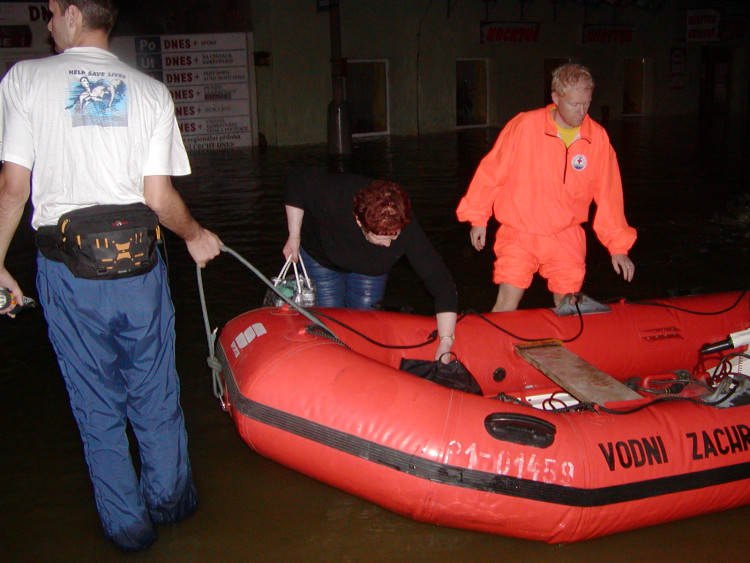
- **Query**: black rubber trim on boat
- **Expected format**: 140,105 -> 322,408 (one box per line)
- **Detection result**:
484,413 -> 556,448
217,346 -> 750,507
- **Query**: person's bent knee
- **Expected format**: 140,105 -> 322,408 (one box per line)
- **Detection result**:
545,263 -> 585,296
547,277 -> 584,296
492,283 -> 524,312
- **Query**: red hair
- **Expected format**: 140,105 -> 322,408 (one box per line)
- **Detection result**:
352,180 -> 412,236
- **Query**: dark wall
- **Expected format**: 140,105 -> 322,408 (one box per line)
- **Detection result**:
112,0 -> 251,37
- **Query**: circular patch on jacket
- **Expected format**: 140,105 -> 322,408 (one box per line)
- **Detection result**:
572,154 -> 587,171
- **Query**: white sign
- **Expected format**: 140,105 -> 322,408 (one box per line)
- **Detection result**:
112,32 -> 258,151
0,2 -> 54,75
686,9 -> 720,42
0,6 -> 258,151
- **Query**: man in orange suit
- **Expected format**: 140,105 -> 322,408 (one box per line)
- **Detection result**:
456,63 -> 636,311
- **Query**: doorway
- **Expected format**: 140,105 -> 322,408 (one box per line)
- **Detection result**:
699,47 -> 732,119
623,58 -> 645,116
456,59 -> 488,128
347,59 -> 389,136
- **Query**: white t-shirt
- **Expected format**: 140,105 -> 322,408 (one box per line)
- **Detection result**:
0,46 -> 190,229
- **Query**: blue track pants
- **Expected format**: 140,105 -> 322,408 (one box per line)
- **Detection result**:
36,255 -> 197,551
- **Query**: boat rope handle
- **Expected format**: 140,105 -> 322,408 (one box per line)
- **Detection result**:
310,309 -> 438,349
460,289 -> 750,345
626,289 -> 748,315
460,309 -> 585,344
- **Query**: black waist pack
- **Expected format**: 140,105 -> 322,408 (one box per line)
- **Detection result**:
37,203 -> 160,280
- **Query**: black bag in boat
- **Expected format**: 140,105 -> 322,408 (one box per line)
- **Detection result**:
399,354 -> 482,395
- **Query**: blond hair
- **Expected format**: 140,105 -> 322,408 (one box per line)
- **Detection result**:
551,64 -> 595,97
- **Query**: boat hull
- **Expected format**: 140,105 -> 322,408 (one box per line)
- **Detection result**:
217,292 -> 750,542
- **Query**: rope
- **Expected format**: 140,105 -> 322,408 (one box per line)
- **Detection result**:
197,247 -> 750,411
625,289 -> 748,315
197,245 -> 334,403
460,308 -> 585,343
312,309 -> 438,350
460,289 -> 749,345
196,245 -> 439,404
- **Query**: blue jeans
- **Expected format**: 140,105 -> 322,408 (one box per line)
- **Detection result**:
300,247 -> 387,309
36,254 -> 197,551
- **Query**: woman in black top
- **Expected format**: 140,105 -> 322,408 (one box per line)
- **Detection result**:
283,167 -> 458,361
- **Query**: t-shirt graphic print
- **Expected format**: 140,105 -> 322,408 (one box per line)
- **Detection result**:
66,70 -> 128,128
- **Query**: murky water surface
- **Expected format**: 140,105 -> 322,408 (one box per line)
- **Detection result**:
2,118 -> 750,561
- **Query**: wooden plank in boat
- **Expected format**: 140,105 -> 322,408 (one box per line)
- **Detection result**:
515,340 -> 642,405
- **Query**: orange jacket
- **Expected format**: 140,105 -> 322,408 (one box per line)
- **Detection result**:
456,105 -> 636,255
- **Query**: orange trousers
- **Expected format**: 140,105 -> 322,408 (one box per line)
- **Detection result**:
493,224 -> 586,294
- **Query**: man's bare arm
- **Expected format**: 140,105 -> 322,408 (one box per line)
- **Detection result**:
0,162 -> 31,312
143,175 -> 222,267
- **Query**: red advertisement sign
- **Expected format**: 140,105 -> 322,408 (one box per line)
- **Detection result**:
582,25 -> 634,44
480,21 -> 542,44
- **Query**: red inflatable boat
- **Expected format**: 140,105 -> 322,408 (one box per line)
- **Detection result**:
215,291 -> 750,543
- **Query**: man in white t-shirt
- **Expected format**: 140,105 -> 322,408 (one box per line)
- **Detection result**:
0,0 -> 222,551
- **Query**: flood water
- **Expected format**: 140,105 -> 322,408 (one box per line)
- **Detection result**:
3,117 -> 750,561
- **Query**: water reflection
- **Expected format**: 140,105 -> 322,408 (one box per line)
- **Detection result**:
3,117 -> 750,561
